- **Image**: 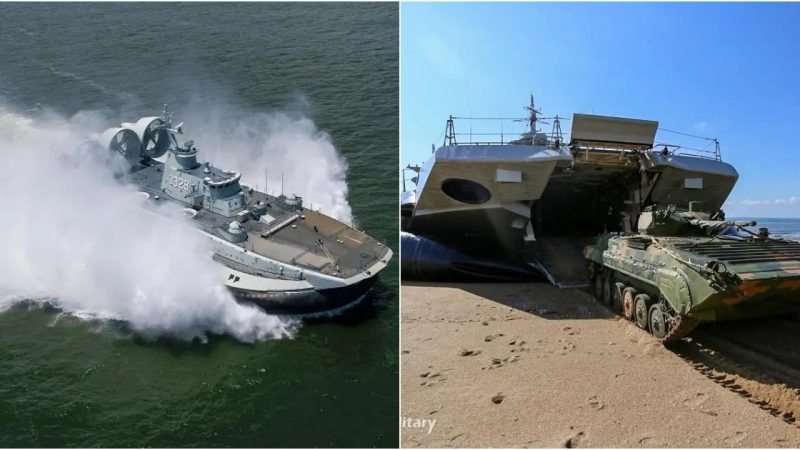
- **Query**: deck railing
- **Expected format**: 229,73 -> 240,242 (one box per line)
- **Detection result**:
438,114 -> 723,162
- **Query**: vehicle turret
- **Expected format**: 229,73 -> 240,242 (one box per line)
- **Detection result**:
636,203 -> 758,238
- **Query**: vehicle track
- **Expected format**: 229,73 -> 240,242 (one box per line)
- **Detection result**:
588,281 -> 800,426
586,276 -> 800,427
669,317 -> 800,428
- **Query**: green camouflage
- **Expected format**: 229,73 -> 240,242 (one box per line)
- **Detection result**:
585,206 -> 800,342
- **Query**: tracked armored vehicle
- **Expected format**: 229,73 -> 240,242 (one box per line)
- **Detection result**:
585,204 -> 800,343
92,106 -> 392,315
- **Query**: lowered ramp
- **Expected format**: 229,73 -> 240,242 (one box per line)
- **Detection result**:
533,237 -> 595,289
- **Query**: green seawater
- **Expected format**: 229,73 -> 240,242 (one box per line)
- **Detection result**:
0,3 -> 398,447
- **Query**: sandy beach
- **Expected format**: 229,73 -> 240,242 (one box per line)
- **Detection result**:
401,282 -> 800,448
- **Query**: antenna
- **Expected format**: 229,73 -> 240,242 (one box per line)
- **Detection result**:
523,94 -> 541,133
444,115 -> 457,146
281,172 -> 284,196
551,115 -> 563,146
162,104 -> 175,127
265,169 -> 268,195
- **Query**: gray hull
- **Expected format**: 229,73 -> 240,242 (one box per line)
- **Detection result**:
228,276 -> 379,315
401,232 -> 541,282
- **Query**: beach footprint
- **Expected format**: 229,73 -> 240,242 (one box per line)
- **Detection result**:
723,431 -> 747,445
681,392 -> 709,408
588,395 -> 605,411
638,435 -> 663,447
563,430 -> 584,448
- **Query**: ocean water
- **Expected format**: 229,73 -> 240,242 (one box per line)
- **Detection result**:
742,218 -> 800,241
0,3 -> 398,447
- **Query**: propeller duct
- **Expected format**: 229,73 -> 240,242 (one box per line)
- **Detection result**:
98,127 -> 142,164
128,117 -> 171,159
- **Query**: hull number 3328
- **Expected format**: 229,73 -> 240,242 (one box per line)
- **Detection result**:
168,175 -> 191,191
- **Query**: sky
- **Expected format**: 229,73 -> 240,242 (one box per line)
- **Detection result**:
401,2 -> 800,218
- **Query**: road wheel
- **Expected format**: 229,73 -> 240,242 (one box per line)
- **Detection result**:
622,287 -> 636,321
612,282 -> 625,313
587,262 -> 596,281
602,271 -> 614,305
601,271 -> 614,306
634,294 -> 650,329
593,268 -> 604,300
649,303 -> 668,339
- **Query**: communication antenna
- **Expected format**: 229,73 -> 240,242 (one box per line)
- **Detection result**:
551,115 -> 563,146
523,94 -> 542,133
281,172 -> 284,196
162,104 -> 173,126
444,116 -> 457,146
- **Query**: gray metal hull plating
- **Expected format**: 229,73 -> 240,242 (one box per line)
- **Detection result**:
229,276 -> 379,315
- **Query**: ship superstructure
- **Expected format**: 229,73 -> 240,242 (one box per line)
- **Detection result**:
403,97 -> 571,269
401,96 -> 737,285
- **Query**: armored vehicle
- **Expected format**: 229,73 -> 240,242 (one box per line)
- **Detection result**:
93,106 -> 392,315
585,204 -> 800,342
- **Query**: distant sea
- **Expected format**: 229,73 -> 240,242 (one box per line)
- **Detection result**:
736,218 -> 800,241
0,3 -> 398,448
